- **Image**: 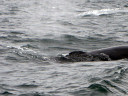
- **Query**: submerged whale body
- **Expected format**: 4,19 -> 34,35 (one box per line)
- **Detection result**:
56,46 -> 128,62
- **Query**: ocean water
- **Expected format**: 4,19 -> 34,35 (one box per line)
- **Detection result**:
0,0 -> 128,96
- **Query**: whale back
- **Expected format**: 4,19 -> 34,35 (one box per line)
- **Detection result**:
89,46 -> 128,60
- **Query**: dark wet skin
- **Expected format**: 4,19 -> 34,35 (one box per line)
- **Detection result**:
56,46 -> 128,62
89,46 -> 128,60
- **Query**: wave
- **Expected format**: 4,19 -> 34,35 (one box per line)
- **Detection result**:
70,83 -> 111,96
87,65 -> 128,95
5,49 -> 48,63
102,80 -> 127,94
19,92 -> 51,96
0,45 -> 48,64
79,8 -> 128,16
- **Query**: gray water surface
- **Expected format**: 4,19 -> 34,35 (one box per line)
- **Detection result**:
0,0 -> 128,96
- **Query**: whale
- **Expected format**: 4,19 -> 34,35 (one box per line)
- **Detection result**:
55,46 -> 128,62
89,46 -> 128,60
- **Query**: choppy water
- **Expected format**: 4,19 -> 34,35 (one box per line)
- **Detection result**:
0,0 -> 128,96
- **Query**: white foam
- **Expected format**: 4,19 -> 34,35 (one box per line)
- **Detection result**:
79,8 -> 128,16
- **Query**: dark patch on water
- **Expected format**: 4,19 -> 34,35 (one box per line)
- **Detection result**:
19,92 -> 51,96
89,77 -> 102,82
63,34 -> 82,41
48,46 -> 77,51
0,84 -> 15,96
88,83 -> 112,93
21,44 -> 39,49
10,31 -> 24,35
13,38 -> 38,43
124,4 -> 128,7
0,91 -> 13,95
70,88 -> 91,96
70,84 -> 111,96
16,83 -> 39,88
13,38 -> 63,45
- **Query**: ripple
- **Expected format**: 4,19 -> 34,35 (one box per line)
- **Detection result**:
10,31 -> 24,35
89,77 -> 102,82
13,38 -> 62,45
102,80 -> 127,94
16,84 -> 39,88
21,44 -> 39,49
70,88 -> 92,96
58,20 -> 74,26
5,47 -> 48,63
13,38 -> 37,43
70,85 -> 111,96
63,34 -> 81,41
19,92 -> 51,96
103,66 -> 128,80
